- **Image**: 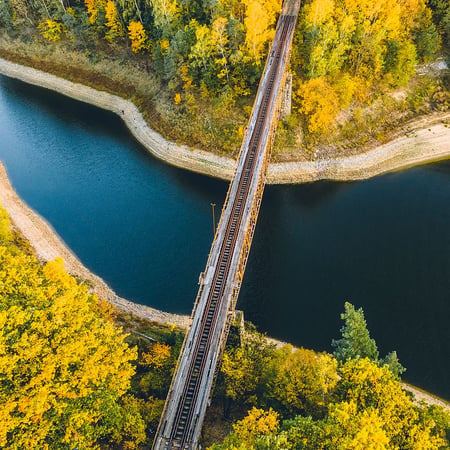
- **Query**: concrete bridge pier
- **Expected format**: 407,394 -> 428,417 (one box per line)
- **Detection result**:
281,73 -> 293,120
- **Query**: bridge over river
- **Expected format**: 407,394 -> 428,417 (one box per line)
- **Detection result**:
153,2 -> 301,448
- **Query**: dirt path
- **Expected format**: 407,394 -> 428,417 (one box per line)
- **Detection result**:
0,57 -> 449,184
0,163 -> 190,329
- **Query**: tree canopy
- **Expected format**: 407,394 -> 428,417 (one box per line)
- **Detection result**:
291,0 -> 443,133
332,301 -> 379,362
210,358 -> 449,449
0,205 -> 145,449
211,301 -> 449,449
1,0 -> 444,124
332,302 -> 406,377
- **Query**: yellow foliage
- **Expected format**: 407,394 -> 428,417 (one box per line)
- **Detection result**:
141,342 -> 171,368
160,38 -> 170,55
335,359 -> 447,449
270,345 -> 339,414
221,347 -> 258,401
105,0 -> 124,42
296,77 -> 339,133
294,0 -> 433,122
149,0 -> 181,29
333,73 -> 358,108
84,0 -> 106,24
305,0 -> 335,25
243,0 -> 281,63
232,407 -> 279,446
0,205 -> 13,244
38,19 -> 66,42
0,242 -> 137,448
128,21 -> 147,53
174,92 -> 182,104
330,401 -> 390,449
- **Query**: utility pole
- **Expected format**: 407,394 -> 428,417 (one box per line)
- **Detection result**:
211,203 -> 216,238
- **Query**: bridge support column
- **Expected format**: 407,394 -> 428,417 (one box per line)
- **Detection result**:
281,73 -> 292,120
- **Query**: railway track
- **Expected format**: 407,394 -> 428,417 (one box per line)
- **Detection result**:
153,4 -> 300,449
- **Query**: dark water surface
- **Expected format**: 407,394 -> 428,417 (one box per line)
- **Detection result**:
1,75 -> 449,399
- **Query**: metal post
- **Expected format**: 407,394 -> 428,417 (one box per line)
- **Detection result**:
211,203 -> 216,238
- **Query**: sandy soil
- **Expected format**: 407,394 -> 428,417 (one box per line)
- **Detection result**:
0,57 -> 449,185
0,163 -> 190,329
403,383 -> 450,414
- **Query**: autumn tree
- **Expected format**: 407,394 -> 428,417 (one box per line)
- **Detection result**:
296,77 -> 339,133
268,345 -> 338,416
128,20 -> 147,52
138,340 -> 177,398
105,0 -> 124,42
211,359 -> 449,449
327,359 -> 447,449
208,407 -> 280,450
0,244 -> 144,448
38,19 -> 66,41
292,0 -> 438,133
242,0 -> 281,64
84,0 -> 106,24
0,205 -> 13,244
147,0 -> 180,31
220,329 -> 276,412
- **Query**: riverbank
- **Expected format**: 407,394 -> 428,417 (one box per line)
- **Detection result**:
0,163 -> 190,329
0,57 -> 449,184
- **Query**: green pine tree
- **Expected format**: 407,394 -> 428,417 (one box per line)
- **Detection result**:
332,302 -> 379,363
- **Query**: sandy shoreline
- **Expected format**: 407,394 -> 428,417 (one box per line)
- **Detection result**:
0,163 -> 190,329
0,57 -> 449,184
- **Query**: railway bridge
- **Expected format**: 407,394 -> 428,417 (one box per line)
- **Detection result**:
153,2 -> 301,448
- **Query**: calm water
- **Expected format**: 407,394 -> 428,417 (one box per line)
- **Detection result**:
1,75 -> 449,399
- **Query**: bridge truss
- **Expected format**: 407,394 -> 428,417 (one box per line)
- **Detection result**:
153,2 -> 301,448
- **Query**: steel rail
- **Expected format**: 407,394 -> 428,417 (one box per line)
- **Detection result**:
153,4 -> 300,449
169,19 -> 293,446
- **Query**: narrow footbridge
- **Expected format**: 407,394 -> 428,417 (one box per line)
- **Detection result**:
153,2 -> 300,448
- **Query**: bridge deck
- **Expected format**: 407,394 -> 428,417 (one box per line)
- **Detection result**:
153,2 -> 300,449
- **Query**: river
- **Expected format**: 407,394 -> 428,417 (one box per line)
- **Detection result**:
1,75 -> 449,400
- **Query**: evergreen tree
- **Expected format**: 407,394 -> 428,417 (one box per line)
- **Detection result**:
382,350 -> 406,378
332,302 -> 379,363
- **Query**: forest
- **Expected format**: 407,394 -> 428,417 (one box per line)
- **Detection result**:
0,0 -> 448,156
1,203 -> 450,448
